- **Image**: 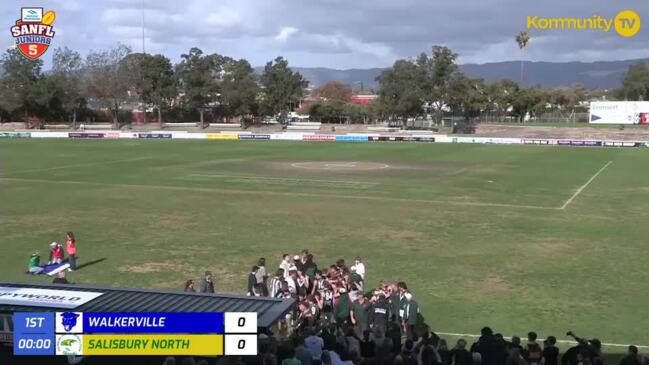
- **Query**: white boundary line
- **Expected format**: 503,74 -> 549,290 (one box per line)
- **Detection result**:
560,161 -> 612,210
0,177 -> 555,210
435,331 -> 649,349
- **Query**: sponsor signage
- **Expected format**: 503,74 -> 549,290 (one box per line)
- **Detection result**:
238,134 -> 271,140
0,132 -> 31,138
557,140 -> 602,147
335,135 -> 368,142
138,133 -> 172,139
604,141 -> 637,147
205,133 -> 238,140
68,132 -> 104,139
303,134 -> 335,141
0,287 -> 103,309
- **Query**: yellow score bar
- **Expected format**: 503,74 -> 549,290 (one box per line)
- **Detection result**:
83,334 -> 223,356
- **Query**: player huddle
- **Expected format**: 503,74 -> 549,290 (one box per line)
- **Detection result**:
256,252 -> 422,339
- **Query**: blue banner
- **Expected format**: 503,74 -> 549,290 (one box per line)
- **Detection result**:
80,312 -> 224,334
335,135 -> 368,142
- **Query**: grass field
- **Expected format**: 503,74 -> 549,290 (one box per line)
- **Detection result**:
2,139 -> 649,351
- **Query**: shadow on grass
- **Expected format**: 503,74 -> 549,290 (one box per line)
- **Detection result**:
75,258 -> 107,271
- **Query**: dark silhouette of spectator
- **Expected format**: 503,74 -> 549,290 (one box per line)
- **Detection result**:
477,327 -> 498,365
620,346 -> 642,365
525,332 -> 542,365
248,266 -> 259,296
451,339 -> 473,365
542,336 -> 559,365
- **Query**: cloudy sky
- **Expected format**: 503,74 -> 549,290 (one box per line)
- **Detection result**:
2,0 -> 648,69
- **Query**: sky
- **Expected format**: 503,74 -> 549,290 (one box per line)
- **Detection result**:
2,0 -> 649,69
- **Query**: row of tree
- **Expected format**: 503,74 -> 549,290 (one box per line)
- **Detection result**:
0,46 -> 307,127
0,43 -> 645,126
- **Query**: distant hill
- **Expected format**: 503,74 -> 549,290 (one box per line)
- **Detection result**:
256,58 -> 649,90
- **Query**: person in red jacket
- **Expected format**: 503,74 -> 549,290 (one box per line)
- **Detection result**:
65,231 -> 77,271
49,242 -> 64,264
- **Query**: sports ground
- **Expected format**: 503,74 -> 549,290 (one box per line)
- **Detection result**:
1,139 -> 648,348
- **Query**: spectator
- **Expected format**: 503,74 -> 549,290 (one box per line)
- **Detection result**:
65,231 -> 77,272
248,266 -> 259,296
439,339 -> 451,365
450,339 -> 473,365
620,346 -> 643,365
27,252 -> 43,275
525,332 -> 542,365
373,326 -> 394,365
305,328 -> 324,364
257,258 -> 269,296
184,279 -> 196,292
395,338 -> 417,365
281,346 -> 301,365
295,336 -> 313,365
49,242 -> 64,264
477,327 -> 498,365
200,271 -> 215,293
52,271 -> 69,284
370,291 -> 390,332
543,336 -> 559,365
360,329 -> 375,360
344,327 -> 361,362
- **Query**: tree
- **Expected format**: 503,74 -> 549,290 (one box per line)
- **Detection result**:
619,63 -> 649,101
120,53 -> 176,126
260,56 -> 308,117
516,31 -> 531,84
377,59 -> 425,119
51,47 -> 84,128
448,76 -> 488,122
175,48 -> 231,127
0,48 -> 43,121
428,46 -> 460,122
485,79 -> 519,120
82,44 -> 131,127
312,81 -> 353,102
221,59 -> 259,122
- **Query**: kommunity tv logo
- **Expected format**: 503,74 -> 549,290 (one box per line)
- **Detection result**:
527,9 -> 641,37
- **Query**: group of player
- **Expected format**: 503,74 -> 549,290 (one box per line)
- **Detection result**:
26,231 -> 78,275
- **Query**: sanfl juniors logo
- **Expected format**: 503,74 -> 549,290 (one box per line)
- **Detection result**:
9,7 -> 56,60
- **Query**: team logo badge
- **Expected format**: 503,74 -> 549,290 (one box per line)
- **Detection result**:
9,7 -> 56,60
56,334 -> 84,355
56,312 -> 83,333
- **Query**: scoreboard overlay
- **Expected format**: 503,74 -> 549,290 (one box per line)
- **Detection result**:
14,312 -> 257,356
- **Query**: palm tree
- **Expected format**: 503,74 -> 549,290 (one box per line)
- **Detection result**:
515,31 -> 530,84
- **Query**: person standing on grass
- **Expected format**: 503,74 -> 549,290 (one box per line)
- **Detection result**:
542,336 -> 559,365
65,232 -> 77,272
248,266 -> 259,296
280,254 -> 292,279
184,279 -> 196,292
49,242 -> 64,264
350,294 -> 369,338
270,269 -> 285,298
27,252 -> 44,274
257,258 -> 269,296
201,271 -> 215,293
